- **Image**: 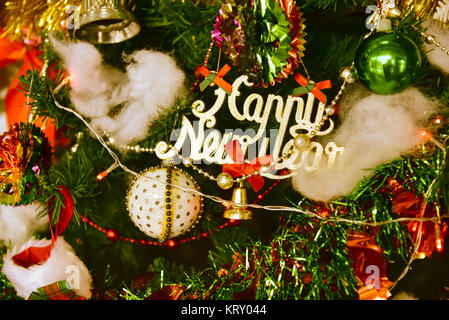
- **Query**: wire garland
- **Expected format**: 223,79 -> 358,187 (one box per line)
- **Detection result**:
52,69 -> 448,294
51,77 -> 448,228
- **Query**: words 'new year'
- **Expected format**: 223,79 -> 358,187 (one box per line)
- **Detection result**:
156,75 -> 344,179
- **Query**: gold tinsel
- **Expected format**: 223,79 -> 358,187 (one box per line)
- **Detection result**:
396,0 -> 441,20
0,0 -> 136,42
0,0 -> 81,41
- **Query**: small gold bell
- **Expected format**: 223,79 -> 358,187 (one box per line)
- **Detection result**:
223,182 -> 252,220
75,0 -> 141,44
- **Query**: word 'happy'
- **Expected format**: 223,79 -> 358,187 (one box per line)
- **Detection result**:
156,75 -> 344,179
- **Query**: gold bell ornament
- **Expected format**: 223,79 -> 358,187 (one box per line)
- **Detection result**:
223,182 -> 253,220
75,0 -> 141,44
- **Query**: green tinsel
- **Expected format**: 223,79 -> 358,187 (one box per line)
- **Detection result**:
0,0 -> 448,300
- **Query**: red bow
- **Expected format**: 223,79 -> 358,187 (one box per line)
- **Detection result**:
195,64 -> 233,94
0,29 -> 56,147
292,73 -> 332,105
222,140 -> 272,192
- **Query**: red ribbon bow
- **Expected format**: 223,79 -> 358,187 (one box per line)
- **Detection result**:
195,64 -> 233,94
0,29 -> 58,147
293,73 -> 332,104
222,140 -> 272,192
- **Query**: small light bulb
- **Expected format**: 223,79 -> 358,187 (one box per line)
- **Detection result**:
436,238 -> 444,252
418,129 -> 433,142
96,171 -> 108,181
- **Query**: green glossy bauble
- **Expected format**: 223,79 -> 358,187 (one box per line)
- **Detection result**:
354,32 -> 421,95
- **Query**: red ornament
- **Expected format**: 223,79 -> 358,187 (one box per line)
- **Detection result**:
392,187 -> 448,258
346,231 -> 392,300
106,229 -> 119,242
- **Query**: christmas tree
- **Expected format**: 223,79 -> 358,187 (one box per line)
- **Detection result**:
1,0 -> 449,302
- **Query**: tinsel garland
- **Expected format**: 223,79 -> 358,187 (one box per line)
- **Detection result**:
1,0 -> 449,301
0,123 -> 51,206
0,0 -> 81,41
212,0 -> 306,86
0,0 -> 135,41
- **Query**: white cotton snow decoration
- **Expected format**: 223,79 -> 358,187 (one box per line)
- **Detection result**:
0,203 -> 48,246
292,86 -> 437,202
51,38 -> 186,145
423,20 -> 449,73
2,237 -> 93,299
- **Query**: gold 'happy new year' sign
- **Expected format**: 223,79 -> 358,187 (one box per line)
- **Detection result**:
155,75 -> 344,180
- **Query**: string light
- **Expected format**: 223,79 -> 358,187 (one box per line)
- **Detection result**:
433,115 -> 444,125
96,162 -> 120,181
419,129 -> 434,142
436,238 -> 444,252
435,224 -> 444,253
80,175 -> 284,247
389,130 -> 448,291
52,62 -> 448,291
51,73 -> 354,217
52,78 -> 448,229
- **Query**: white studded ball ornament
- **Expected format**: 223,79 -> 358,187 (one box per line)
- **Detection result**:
127,167 -> 203,242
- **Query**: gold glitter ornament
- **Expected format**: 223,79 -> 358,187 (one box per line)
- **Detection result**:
216,172 -> 234,190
